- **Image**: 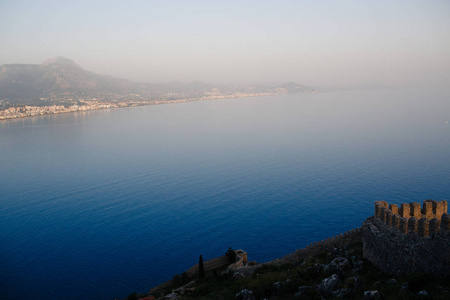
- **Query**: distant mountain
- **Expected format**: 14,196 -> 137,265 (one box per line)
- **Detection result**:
0,57 -> 316,105
40,57 -> 134,92
0,57 -> 142,104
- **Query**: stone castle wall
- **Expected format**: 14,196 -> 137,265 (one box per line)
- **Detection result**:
363,199 -> 450,277
374,200 -> 449,236
183,255 -> 230,278
150,199 -> 450,294
228,250 -> 248,270
266,227 -> 363,266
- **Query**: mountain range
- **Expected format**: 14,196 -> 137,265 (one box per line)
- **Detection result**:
0,57 -> 315,105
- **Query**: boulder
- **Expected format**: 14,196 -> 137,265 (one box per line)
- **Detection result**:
332,288 -> 352,298
319,274 -> 340,297
325,257 -> 351,279
294,285 -> 314,297
345,276 -> 362,292
235,289 -> 255,300
273,282 -> 283,295
363,290 -> 381,300
386,278 -> 397,285
163,293 -> 179,300
304,263 -> 324,278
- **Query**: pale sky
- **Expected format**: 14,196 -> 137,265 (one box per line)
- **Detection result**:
1,0 -> 449,87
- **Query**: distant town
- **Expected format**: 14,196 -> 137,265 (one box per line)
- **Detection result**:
0,91 -> 287,120
0,57 -> 317,120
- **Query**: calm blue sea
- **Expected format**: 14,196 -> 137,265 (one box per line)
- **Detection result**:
1,90 -> 449,299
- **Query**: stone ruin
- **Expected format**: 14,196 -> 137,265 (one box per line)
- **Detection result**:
150,200 -> 449,293
150,250 -> 248,293
374,199 -> 449,236
363,199 -> 450,277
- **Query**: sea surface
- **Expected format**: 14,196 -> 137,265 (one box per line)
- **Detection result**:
1,89 -> 449,299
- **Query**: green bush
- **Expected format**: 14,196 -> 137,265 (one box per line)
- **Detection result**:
172,274 -> 182,286
225,247 -> 237,264
199,255 -> 205,279
181,271 -> 189,283
126,292 -> 138,300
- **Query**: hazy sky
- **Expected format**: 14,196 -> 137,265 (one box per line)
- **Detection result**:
1,0 -> 449,87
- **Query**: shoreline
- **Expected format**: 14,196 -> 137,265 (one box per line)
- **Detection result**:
0,91 -> 299,122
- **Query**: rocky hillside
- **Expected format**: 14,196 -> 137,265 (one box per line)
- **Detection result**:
127,235 -> 449,300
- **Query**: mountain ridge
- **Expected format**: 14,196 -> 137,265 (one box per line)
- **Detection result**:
0,57 -> 316,105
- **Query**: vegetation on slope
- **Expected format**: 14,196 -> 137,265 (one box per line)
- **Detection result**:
130,241 -> 450,300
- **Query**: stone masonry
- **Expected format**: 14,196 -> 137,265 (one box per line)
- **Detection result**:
363,199 -> 450,277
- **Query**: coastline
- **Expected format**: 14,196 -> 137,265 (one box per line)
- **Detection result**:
0,91 -> 294,121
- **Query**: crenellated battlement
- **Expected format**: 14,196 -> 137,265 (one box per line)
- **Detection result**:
374,199 -> 449,237
364,199 -> 450,277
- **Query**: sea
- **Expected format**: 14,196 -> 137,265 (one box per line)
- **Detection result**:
1,89 -> 449,299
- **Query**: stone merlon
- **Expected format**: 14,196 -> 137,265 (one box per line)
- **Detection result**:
364,199 -> 450,277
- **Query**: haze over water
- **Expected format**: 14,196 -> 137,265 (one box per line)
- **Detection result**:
1,89 -> 449,299
1,1 -> 449,88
